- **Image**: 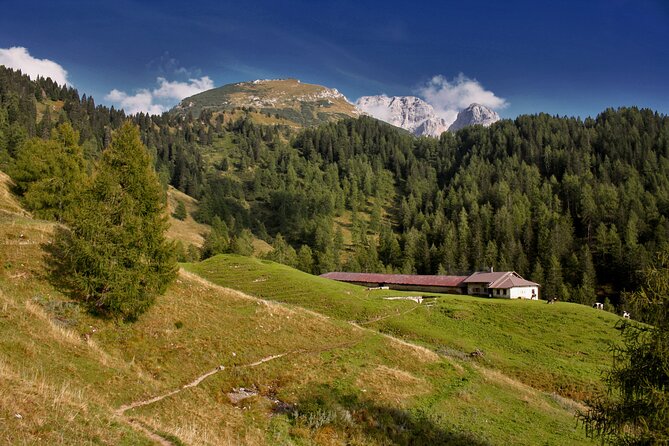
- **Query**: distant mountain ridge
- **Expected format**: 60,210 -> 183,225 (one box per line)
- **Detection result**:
356,95 -> 500,136
354,95 -> 449,137
171,78 -> 360,127
172,78 -> 501,135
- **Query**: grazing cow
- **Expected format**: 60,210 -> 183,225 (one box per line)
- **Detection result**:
623,311 -> 631,319
547,298 -> 557,304
593,302 -> 604,310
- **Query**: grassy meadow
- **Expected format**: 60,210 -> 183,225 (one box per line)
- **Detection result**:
185,254 -> 621,400
0,173 -> 621,445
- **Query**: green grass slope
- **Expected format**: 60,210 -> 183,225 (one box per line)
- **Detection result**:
1,174 -> 610,445
186,255 -> 622,401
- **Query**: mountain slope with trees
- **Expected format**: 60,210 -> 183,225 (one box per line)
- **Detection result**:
2,65 -> 669,309
0,169 -> 609,445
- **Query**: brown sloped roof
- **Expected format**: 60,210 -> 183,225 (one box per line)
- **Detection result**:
462,271 -> 511,284
489,275 -> 540,288
463,271 -> 540,288
320,272 -> 468,287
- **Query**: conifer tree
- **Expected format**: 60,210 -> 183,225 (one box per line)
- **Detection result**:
580,248 -> 669,444
230,229 -> 254,256
545,255 -> 563,299
50,122 -> 176,321
173,200 -> 187,220
201,216 -> 229,259
297,245 -> 314,273
11,123 -> 86,221
266,234 -> 297,267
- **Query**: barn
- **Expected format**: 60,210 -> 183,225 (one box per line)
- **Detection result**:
321,270 -> 540,299
319,272 -> 468,294
463,271 -> 539,300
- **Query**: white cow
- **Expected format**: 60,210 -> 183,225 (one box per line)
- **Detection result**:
623,311 -> 631,319
593,302 -> 604,310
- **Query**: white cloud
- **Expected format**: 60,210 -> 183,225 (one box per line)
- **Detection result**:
417,73 -> 507,125
105,76 -> 214,115
105,89 -> 165,115
152,76 -> 214,100
0,46 -> 69,85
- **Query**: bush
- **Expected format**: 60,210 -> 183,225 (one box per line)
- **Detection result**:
173,200 -> 187,220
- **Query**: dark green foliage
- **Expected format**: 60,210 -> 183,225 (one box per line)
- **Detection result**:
579,248 -> 669,445
10,123 -> 87,221
265,234 -> 297,267
173,200 -> 187,220
297,245 -> 314,273
48,122 -> 177,321
201,216 -> 229,259
174,241 -> 201,262
230,229 -> 254,256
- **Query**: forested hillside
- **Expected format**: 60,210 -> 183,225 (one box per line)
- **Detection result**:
2,66 -> 668,308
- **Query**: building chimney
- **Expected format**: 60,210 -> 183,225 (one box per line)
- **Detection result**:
489,266 -> 493,273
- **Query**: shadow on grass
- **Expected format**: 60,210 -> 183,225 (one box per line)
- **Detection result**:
40,226 -> 122,321
286,383 -> 491,445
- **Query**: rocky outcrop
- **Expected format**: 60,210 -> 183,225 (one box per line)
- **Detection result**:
448,103 -> 500,131
355,95 -> 449,137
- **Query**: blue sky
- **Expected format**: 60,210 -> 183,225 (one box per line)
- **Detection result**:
1,0 -> 667,120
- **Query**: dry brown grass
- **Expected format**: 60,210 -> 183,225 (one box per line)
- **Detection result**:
0,171 -> 29,216
0,358 -> 152,445
165,186 -> 210,247
355,365 -> 428,405
474,364 -> 570,414
252,238 -> 272,256
223,79 -> 359,120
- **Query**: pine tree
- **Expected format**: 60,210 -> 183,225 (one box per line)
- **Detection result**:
545,255 -> 563,300
577,245 -> 597,305
230,229 -> 254,256
173,200 -> 187,220
579,248 -> 669,444
49,122 -> 177,321
201,216 -> 229,259
10,123 -> 86,221
266,234 -> 297,267
297,245 -> 314,273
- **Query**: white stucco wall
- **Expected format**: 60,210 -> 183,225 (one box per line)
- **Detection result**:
508,286 -> 539,300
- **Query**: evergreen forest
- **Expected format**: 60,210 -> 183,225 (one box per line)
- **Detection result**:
3,65 -> 669,310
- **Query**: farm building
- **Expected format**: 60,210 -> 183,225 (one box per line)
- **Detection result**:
319,272 -> 467,294
321,270 -> 540,299
463,271 -> 539,300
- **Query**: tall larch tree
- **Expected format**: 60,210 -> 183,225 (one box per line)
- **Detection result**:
51,122 -> 177,321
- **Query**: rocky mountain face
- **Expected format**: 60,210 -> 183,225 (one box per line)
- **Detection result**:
355,96 -> 500,136
355,95 -> 449,137
172,78 -> 360,127
448,103 -> 500,131
171,78 -> 500,134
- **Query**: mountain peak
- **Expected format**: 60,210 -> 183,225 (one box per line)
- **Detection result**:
172,78 -> 359,127
448,103 -> 500,131
355,95 -> 449,137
